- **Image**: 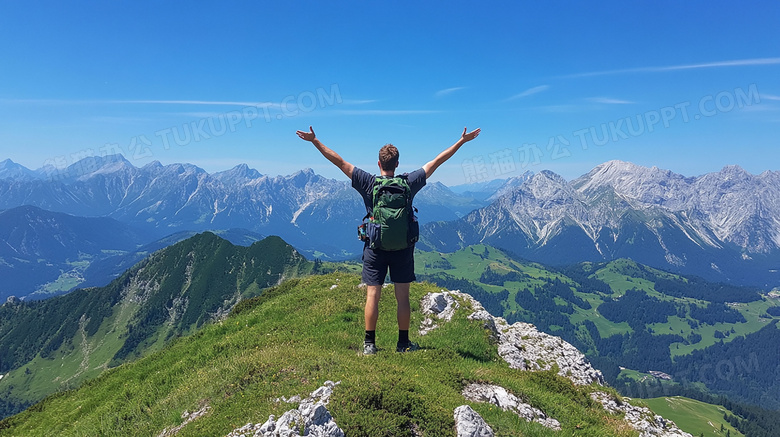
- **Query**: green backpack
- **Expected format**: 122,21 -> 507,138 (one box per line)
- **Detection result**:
361,175 -> 419,251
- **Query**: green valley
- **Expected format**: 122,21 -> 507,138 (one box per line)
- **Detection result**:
414,246 -> 780,411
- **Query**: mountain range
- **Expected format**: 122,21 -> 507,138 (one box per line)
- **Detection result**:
420,160 -> 780,288
0,155 -> 486,261
3,156 -> 780,292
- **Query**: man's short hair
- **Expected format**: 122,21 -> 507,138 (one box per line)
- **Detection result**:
378,144 -> 399,171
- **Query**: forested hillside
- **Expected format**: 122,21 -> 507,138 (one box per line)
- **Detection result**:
0,233 -> 313,419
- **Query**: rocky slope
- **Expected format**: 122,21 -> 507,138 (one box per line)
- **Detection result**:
418,289 -> 691,437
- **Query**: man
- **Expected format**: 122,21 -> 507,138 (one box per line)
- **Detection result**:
296,125 -> 481,355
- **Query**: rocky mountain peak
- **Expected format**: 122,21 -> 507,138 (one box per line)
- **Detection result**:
709,164 -> 754,188
515,170 -> 572,202
212,163 -> 263,184
67,154 -> 134,180
573,160 -> 690,203
287,168 -> 319,187
142,160 -> 164,171
718,164 -> 750,178
0,159 -> 36,180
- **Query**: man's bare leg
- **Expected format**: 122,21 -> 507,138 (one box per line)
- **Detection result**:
394,282 -> 411,330
362,284 -> 382,355
365,284 -> 382,331
394,282 -> 417,351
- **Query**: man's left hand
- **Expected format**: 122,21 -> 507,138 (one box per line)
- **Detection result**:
296,126 -> 316,142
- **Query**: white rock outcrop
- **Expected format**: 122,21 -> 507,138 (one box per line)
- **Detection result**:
453,405 -> 494,437
226,381 -> 343,437
419,292 -> 460,335
462,383 -> 561,430
158,405 -> 211,437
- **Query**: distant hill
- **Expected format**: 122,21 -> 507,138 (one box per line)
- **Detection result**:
79,228 -> 266,289
0,205 -> 147,301
0,232 -> 313,419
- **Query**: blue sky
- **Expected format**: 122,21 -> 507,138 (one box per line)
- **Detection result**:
1,1 -> 778,185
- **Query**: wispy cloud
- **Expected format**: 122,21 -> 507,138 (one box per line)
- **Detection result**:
115,99 -> 278,107
563,57 -> 780,78
0,98 -> 102,105
588,97 -> 634,104
508,85 -> 550,100
341,99 -> 377,105
0,98 -> 278,108
333,109 -> 440,116
761,94 -> 780,101
435,87 -> 466,98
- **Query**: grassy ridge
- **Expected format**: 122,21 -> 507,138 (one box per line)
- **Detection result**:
0,273 -> 634,436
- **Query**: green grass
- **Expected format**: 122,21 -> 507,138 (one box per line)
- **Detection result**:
594,261 -> 655,298
0,273 -> 637,437
0,296 -> 140,406
615,368 -> 647,383
29,260 -> 92,297
638,396 -> 744,437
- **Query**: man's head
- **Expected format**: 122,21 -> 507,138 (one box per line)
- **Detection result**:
378,144 -> 399,172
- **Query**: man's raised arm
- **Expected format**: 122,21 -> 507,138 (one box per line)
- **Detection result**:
296,126 -> 354,179
422,127 -> 481,179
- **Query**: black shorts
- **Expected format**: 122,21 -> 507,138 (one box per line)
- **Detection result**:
361,245 -> 416,285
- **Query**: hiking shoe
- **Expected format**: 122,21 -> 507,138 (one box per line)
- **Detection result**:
363,342 -> 377,355
396,341 -> 419,353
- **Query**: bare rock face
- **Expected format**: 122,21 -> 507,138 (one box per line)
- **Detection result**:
590,392 -> 692,437
493,319 -> 605,386
453,405 -> 494,437
226,381 -> 344,437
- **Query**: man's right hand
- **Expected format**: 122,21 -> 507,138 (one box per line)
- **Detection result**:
295,126 -> 354,179
460,127 -> 481,143
296,126 -> 316,142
